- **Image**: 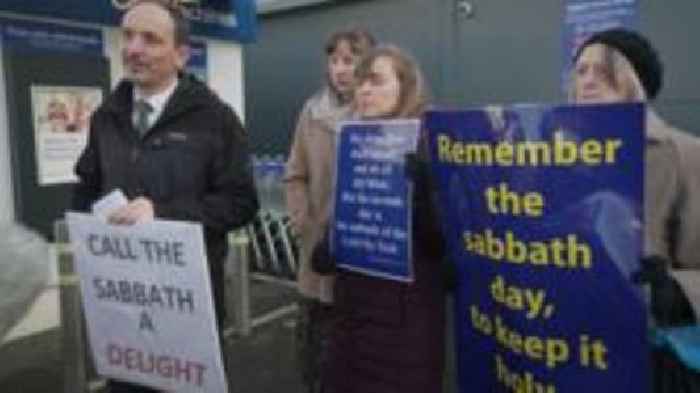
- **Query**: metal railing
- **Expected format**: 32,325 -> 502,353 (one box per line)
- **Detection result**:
54,220 -> 103,393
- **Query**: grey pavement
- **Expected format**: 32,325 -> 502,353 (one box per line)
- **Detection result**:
0,281 -> 457,393
0,280 -> 304,393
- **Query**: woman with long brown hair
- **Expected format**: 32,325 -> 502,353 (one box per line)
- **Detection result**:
323,45 -> 446,393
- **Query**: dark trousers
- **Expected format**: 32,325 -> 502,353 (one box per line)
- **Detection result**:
297,298 -> 334,393
652,348 -> 700,393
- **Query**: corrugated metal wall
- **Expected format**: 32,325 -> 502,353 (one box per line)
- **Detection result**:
245,0 -> 700,155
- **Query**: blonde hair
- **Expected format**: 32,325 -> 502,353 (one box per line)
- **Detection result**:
569,44 -> 647,103
354,45 -> 428,118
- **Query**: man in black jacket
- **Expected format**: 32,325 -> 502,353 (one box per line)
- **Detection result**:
72,0 -> 258,391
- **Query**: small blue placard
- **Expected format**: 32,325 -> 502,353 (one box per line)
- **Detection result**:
332,120 -> 419,282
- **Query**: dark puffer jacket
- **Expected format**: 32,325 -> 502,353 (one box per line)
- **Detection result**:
72,74 -> 259,320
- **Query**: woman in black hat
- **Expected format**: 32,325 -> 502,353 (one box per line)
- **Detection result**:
285,28 -> 376,393
571,28 -> 700,392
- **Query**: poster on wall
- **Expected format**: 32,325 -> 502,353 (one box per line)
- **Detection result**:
562,0 -> 638,92
30,86 -> 102,185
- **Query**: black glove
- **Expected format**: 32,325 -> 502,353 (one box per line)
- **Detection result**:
442,256 -> 458,293
405,150 -> 435,216
311,229 -> 335,275
404,152 -> 429,182
633,256 -> 696,327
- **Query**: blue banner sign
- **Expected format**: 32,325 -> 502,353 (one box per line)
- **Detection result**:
562,0 -> 638,92
332,120 -> 419,282
425,104 -> 648,393
0,17 -> 103,56
0,0 -> 256,43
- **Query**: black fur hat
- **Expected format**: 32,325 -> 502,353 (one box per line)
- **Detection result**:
574,28 -> 663,99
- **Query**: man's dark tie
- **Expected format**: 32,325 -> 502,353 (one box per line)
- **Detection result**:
134,99 -> 153,137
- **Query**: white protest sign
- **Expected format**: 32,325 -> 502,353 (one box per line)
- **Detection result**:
66,212 -> 228,392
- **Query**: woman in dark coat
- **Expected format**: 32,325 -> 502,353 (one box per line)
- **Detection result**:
323,45 -> 446,393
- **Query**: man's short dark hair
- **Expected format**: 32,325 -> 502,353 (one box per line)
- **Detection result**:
128,0 -> 190,46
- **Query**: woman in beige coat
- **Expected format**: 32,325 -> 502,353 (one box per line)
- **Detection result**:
571,29 -> 700,325
284,28 -> 374,393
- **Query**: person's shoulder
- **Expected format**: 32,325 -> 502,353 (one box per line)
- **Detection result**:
305,89 -> 327,108
648,112 -> 697,146
182,76 -> 226,107
657,122 -> 700,182
295,89 -> 323,120
93,79 -> 132,117
178,75 -> 241,121
660,122 -> 700,156
668,126 -> 700,146
305,88 -> 348,116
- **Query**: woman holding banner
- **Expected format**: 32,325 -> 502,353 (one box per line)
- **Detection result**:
285,28 -> 375,393
571,28 -> 700,391
319,45 -> 446,393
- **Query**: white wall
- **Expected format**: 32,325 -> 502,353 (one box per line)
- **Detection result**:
0,40 -> 15,224
208,39 -> 245,121
104,27 -> 124,89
